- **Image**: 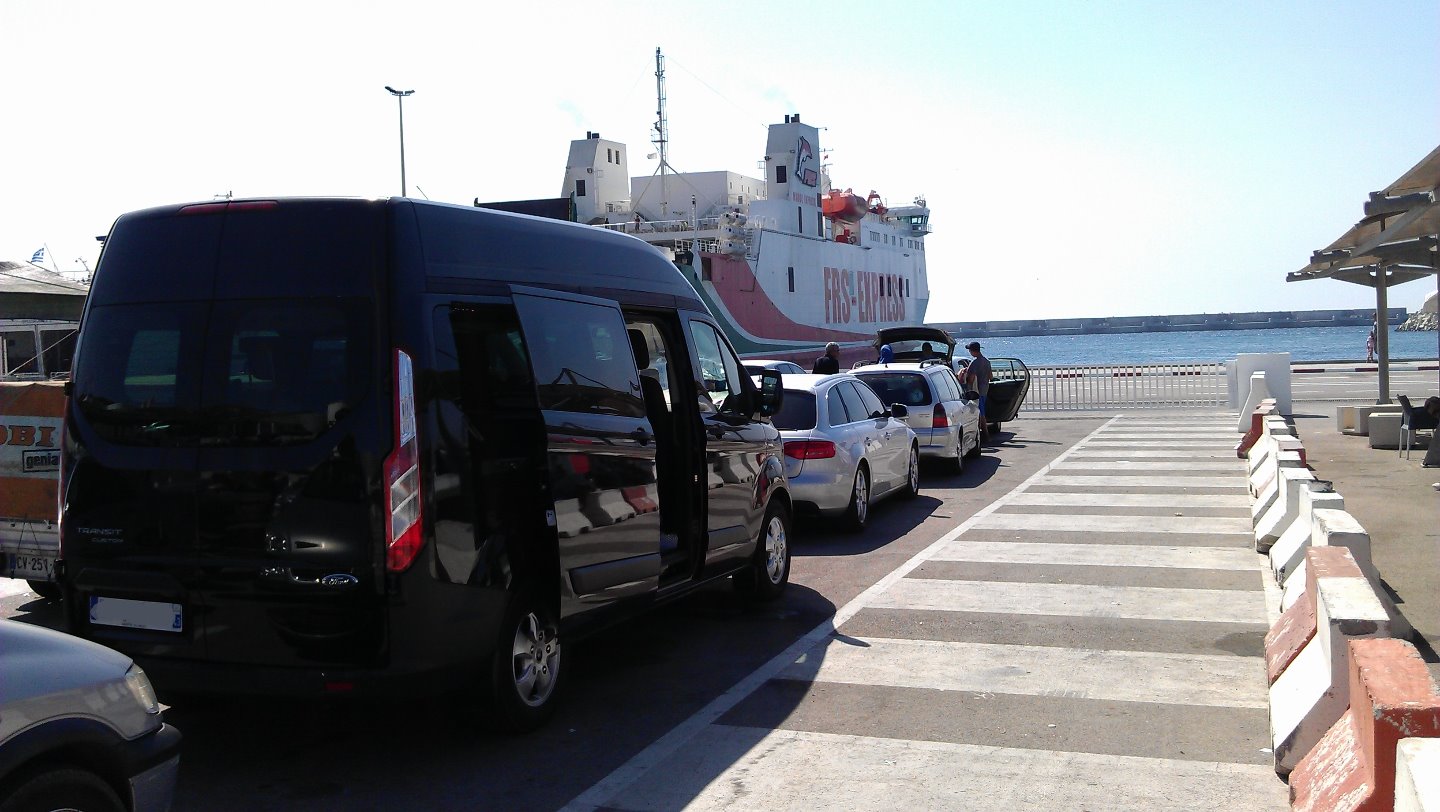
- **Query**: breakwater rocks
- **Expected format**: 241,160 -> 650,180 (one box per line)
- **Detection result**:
933,308 -> 1408,339
1397,311 -> 1437,332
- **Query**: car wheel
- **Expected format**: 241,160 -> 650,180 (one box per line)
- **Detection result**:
26,580 -> 61,601
951,433 -> 965,474
844,465 -> 871,531
488,589 -> 562,733
989,421 -> 1002,435
0,766 -> 124,812
965,432 -> 983,459
902,445 -> 920,499
737,500 -> 791,600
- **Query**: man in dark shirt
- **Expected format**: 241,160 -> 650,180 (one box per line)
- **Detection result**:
813,342 -> 840,374
964,341 -> 992,440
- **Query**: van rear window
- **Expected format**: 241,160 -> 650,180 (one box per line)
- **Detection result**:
74,300 -> 372,447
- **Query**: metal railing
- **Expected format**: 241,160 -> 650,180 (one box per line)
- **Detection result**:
1022,361 -> 1226,410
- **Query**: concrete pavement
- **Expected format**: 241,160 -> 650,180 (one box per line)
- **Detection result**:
566,414 -> 1288,810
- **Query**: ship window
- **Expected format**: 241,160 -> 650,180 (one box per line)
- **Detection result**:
797,207 -> 803,234
817,211 -> 823,237
701,256 -> 713,281
787,266 -> 794,292
575,179 -> 587,197
776,165 -> 787,184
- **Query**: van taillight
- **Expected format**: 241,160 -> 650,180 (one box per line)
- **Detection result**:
57,402 -> 70,559
932,403 -> 949,429
384,349 -> 424,572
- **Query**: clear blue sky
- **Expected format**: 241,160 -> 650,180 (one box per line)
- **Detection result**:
3,0 -> 1436,321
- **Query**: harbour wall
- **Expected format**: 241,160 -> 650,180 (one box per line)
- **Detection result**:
931,308 -> 1406,339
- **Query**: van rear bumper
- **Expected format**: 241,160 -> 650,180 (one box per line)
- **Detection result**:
136,652 -> 485,699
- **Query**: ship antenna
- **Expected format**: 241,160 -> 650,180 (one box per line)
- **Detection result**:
654,46 -> 669,218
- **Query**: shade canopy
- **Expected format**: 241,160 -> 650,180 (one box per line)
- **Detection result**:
0,261 -> 89,320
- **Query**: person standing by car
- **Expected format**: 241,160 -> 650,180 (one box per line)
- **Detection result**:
813,342 -> 841,374
964,341 -> 992,440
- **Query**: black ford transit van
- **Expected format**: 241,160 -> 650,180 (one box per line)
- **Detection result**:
59,198 -> 790,730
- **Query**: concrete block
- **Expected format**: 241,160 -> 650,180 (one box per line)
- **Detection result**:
1337,405 -> 1357,434
1236,353 -> 1293,415
1311,507 -> 1413,643
1270,548 -> 1393,775
1290,638 -> 1440,811
1252,450 -> 1301,514
583,488 -> 637,527
1354,405 -> 1402,437
1270,487 -> 1344,585
1266,588 -> 1315,685
1255,467 -> 1316,552
1395,738 -> 1440,812
622,485 -> 658,514
1369,412 -> 1402,450
555,498 -> 592,538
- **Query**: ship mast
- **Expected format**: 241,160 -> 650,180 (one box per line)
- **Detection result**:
653,46 -> 669,218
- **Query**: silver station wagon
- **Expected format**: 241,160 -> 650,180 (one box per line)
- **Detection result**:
770,373 -> 919,531
853,361 -> 982,473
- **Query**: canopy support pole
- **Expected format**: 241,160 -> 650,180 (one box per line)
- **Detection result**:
1375,270 -> 1390,404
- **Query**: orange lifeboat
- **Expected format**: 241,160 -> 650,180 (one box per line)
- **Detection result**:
821,188 -> 867,223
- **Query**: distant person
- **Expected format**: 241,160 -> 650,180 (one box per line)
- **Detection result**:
878,344 -> 894,364
919,342 -> 936,361
1426,396 -> 1440,420
965,341 -> 992,440
812,342 -> 841,375
1366,326 -> 1376,362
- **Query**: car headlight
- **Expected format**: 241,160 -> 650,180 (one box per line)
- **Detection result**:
124,664 -> 161,715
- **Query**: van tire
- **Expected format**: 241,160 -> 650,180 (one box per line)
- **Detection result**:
737,501 -> 791,601
26,580 -> 60,601
488,589 -> 563,733
0,766 -> 124,812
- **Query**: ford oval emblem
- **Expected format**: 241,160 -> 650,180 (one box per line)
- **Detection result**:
320,573 -> 359,587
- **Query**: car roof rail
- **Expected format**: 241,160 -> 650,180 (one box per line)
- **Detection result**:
919,358 -> 945,369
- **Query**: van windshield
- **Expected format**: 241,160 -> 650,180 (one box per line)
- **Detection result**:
74,299 -> 372,447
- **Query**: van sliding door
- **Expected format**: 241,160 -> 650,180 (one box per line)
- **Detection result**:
510,288 -> 661,610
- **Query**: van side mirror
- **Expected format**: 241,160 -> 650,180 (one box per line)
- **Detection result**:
889,403 -> 909,418
757,369 -> 784,417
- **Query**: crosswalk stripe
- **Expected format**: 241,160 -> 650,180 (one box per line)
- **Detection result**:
601,727 -> 1287,811
930,540 -> 1258,570
1083,440 -> 1235,447
971,513 -> 1251,534
1037,474 -> 1246,488
780,637 -> 1266,708
1051,460 -> 1243,471
871,578 -> 1268,624
1004,492 -> 1244,507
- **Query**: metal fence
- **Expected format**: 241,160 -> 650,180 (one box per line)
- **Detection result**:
1022,361 -> 1227,411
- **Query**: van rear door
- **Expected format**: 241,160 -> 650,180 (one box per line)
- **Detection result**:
64,200 -> 389,669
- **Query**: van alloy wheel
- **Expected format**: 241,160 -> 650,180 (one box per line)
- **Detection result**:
738,501 -> 791,601
762,510 -> 788,586
512,611 -> 560,708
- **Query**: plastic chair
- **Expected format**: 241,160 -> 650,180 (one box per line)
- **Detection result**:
1397,394 -> 1438,460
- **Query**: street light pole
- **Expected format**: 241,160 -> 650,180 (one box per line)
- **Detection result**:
384,86 -> 414,197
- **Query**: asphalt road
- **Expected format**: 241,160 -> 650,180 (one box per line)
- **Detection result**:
1,415 -> 1104,811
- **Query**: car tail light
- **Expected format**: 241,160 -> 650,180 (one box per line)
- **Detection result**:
784,440 -> 836,460
932,403 -> 949,429
384,349 -> 424,572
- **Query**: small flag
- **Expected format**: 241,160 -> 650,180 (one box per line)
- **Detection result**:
30,247 -> 45,263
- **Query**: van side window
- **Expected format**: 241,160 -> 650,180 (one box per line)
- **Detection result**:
514,296 -> 645,418
688,322 -> 745,414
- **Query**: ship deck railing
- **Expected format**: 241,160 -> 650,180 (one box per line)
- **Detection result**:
1021,361 -> 1227,410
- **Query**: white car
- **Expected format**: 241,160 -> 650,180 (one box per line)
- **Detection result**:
770,373 -> 919,531
853,361 -> 982,473
0,619 -> 181,812
743,359 -> 807,377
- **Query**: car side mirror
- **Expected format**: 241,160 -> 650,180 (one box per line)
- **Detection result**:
889,403 -> 909,418
963,390 -> 981,402
758,369 -> 784,417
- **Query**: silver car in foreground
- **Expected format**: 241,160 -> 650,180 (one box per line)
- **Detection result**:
770,373 -> 919,531
0,619 -> 181,812
853,361 -> 982,473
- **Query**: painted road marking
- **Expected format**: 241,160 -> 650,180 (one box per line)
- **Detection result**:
930,540 -> 1258,569
870,578 -> 1266,625
1004,491 -> 1244,507
971,512 -> 1250,534
1036,474 -> 1246,488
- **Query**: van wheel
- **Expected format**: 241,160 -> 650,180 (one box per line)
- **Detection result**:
488,590 -> 562,733
902,446 -> 920,499
989,422 -> 1002,435
737,501 -> 791,601
0,766 -> 124,812
844,466 -> 870,531
26,580 -> 61,601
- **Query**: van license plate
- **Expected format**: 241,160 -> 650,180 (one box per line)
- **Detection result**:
90,597 -> 184,633
4,554 -> 55,581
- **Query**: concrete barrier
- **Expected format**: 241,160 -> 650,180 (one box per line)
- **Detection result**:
583,488 -> 637,527
1290,638 -> 1440,811
1252,450 -> 1302,516
1236,399 -> 1276,457
1265,546 -> 1364,685
1395,738 -> 1440,812
1234,352 -> 1293,415
1254,466 -> 1315,553
1351,405 -> 1403,437
555,498 -> 592,538
1281,508 -> 1412,639
1238,371 -> 1273,432
1269,546 -> 1392,775
1269,486 -> 1344,585
622,485 -> 658,514
1336,405 -> 1357,433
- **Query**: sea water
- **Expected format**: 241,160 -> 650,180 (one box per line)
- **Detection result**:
957,326 -> 1440,367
